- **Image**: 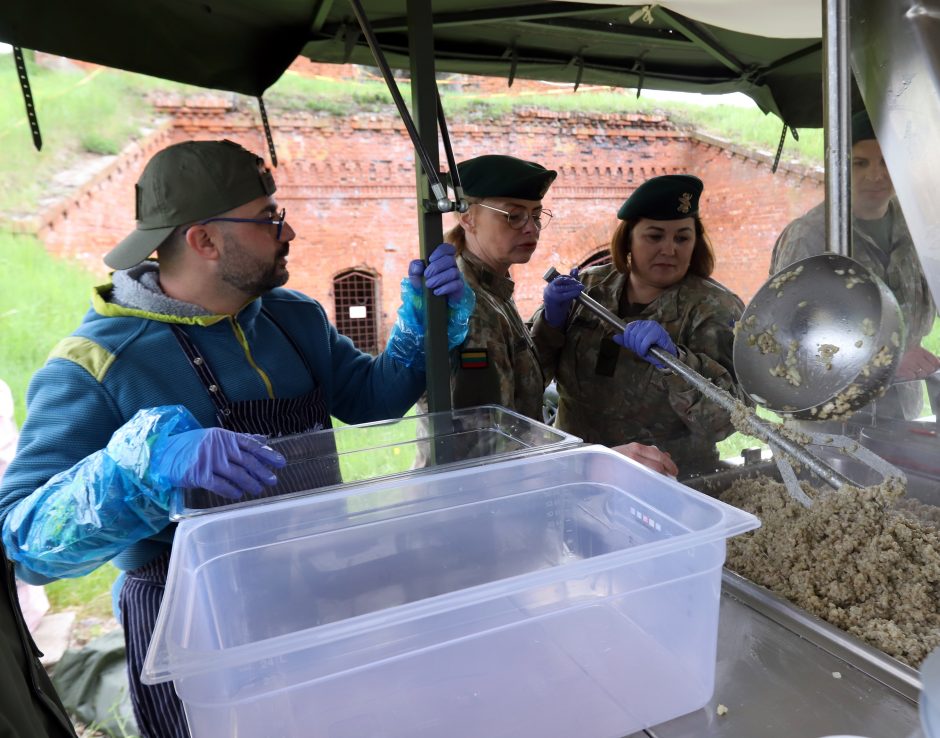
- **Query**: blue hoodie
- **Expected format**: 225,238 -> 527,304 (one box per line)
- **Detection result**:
0,274 -> 425,583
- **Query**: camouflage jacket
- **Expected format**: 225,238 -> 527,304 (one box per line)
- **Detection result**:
450,250 -> 546,420
532,265 -> 745,471
771,199 -> 937,419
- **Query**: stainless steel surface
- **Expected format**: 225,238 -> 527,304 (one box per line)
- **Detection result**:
631,462 -> 930,738
734,253 -> 904,419
823,0 -> 852,259
543,266 -> 859,492
851,0 -> 940,312
631,572 -> 924,738
654,457 -> 940,738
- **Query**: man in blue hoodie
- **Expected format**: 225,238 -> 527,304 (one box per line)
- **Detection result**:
0,139 -> 471,738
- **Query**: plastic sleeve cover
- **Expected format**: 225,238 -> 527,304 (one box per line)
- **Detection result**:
1,405 -> 202,580
386,278 -> 477,368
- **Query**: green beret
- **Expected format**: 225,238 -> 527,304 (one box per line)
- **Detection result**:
617,174 -> 704,221
456,155 -> 557,200
852,110 -> 876,144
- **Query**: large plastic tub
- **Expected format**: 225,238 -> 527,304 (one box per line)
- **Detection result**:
171,405 -> 580,518
145,445 -> 759,738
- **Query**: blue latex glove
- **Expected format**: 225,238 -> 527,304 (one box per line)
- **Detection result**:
390,243 -> 475,367
408,243 -> 465,305
150,428 -> 286,499
542,268 -> 584,328
613,320 -> 677,370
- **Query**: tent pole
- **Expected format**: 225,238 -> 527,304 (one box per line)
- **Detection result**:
408,0 -> 453,411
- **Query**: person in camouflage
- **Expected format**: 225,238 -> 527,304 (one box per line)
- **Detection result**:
444,155 -> 558,421
770,109 -> 939,420
534,174 -> 746,474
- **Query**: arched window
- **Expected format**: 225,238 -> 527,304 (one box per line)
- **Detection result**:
579,249 -> 611,269
333,269 -> 379,354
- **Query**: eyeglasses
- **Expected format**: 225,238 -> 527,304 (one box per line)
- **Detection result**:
188,208 -> 288,240
477,203 -> 553,231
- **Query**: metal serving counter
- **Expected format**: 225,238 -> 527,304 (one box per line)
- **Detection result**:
626,570 -> 924,738
622,459 -> 936,738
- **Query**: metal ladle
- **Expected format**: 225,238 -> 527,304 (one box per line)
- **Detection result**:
543,267 -> 903,507
732,253 -> 905,421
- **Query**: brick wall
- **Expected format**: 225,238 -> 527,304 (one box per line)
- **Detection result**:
37,99 -> 824,342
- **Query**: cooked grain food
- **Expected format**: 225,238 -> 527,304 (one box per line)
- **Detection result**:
721,475 -> 940,666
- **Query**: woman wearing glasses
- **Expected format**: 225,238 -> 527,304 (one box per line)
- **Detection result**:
533,174 -> 746,475
444,154 -> 557,420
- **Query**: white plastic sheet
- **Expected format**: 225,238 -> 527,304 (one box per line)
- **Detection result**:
551,0 -> 822,38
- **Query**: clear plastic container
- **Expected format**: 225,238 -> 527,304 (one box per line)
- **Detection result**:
922,647 -> 940,738
145,445 -> 759,738
171,405 -> 581,518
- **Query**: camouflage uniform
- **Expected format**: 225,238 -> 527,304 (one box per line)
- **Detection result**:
451,250 -> 546,420
532,264 -> 745,472
771,199 -> 937,419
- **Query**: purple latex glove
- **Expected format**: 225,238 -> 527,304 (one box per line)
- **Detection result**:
408,243 -> 465,305
151,428 -> 287,499
542,268 -> 584,328
613,319 -> 677,370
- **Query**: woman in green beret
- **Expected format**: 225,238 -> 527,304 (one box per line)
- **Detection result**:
446,156 -> 678,475
445,154 -> 557,421
534,174 -> 746,474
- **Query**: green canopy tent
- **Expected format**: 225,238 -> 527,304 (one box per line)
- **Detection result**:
0,1 -> 824,124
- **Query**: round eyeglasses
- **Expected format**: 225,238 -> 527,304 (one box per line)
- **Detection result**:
189,208 -> 288,240
477,203 -> 553,231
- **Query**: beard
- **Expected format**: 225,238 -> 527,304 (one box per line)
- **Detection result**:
218,232 -> 290,296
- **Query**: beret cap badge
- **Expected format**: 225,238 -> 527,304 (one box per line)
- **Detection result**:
616,174 -> 704,221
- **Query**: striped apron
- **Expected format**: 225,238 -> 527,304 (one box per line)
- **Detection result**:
121,310 -> 333,738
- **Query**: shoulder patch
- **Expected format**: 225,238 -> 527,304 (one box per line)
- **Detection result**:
48,336 -> 116,382
459,348 -> 489,370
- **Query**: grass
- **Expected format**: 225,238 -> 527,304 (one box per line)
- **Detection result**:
0,58 -> 196,214
267,68 -> 824,166
444,88 -> 823,166
0,232 -> 98,426
44,563 -> 121,621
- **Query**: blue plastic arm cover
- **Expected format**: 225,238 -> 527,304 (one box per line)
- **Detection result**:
386,276 -> 476,368
4,405 -> 217,581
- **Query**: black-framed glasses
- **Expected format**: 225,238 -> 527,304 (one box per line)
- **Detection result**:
477,203 -> 553,231
189,208 -> 288,240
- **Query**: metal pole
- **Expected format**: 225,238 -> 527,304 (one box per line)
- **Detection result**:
822,0 -> 852,256
408,0 -> 452,411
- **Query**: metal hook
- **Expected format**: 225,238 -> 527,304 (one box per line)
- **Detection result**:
257,97 -> 278,168
571,49 -> 586,92
628,5 -> 655,25
13,47 -> 42,152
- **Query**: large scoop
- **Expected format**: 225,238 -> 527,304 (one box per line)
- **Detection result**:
543,267 -> 903,507
733,253 -> 904,421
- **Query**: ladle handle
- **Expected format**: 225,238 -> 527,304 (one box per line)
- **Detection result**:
543,267 -> 856,490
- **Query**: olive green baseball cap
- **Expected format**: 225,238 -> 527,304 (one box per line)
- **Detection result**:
456,155 -> 557,200
617,174 -> 704,221
104,139 -> 276,270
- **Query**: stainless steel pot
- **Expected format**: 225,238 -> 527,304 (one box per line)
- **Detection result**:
733,253 -> 904,421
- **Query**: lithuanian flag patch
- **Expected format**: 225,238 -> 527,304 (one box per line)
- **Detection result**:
460,348 -> 488,369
